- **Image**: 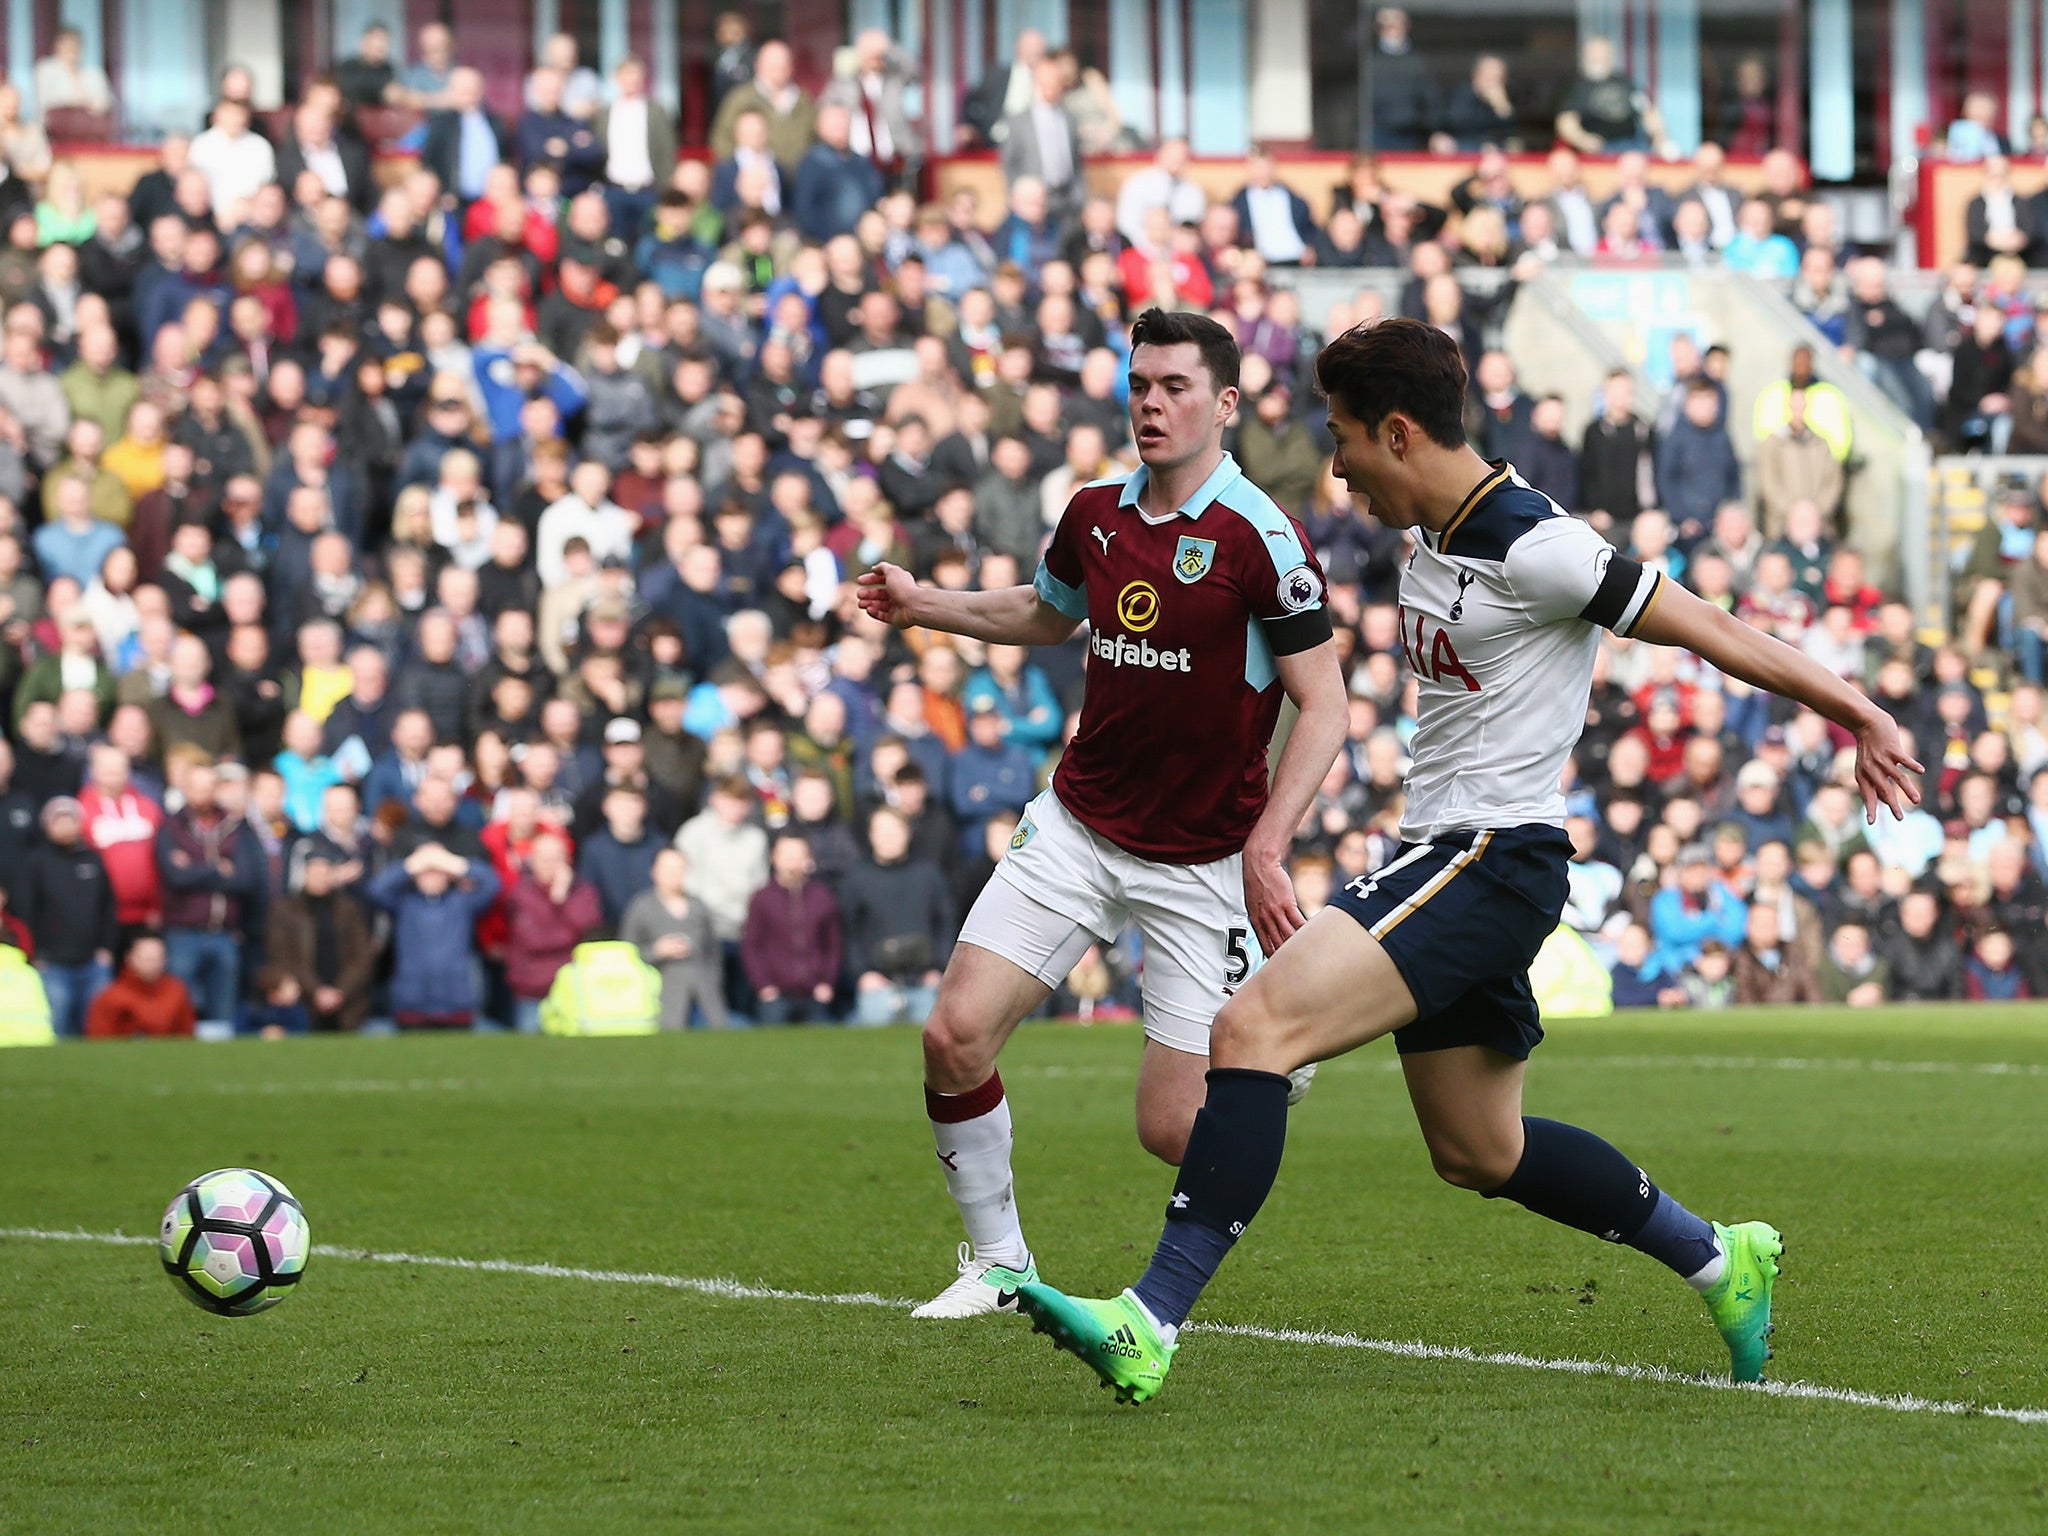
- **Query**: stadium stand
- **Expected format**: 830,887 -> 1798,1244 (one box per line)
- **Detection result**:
0,11 -> 2041,1044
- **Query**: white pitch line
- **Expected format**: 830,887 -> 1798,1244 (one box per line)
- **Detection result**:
6,1226 -> 2044,1427
1192,1322 -> 2048,1425
0,1228 -> 909,1308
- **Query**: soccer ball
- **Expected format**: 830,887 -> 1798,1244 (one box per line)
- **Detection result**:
159,1168 -> 310,1316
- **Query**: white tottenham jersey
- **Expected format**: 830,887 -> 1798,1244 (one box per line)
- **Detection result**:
1395,463 -> 1665,843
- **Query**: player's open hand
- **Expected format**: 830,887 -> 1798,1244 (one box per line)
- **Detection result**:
1244,844 -> 1306,958
1853,710 -> 1924,824
854,562 -> 920,629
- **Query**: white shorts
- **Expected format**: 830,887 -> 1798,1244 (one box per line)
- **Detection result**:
956,787 -> 1259,1055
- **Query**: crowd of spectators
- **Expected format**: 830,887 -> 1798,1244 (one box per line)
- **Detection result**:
1364,15 -> 1794,164
0,16 -> 2038,1042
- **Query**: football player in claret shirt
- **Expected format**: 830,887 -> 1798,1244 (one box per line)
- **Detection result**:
855,309 -> 1348,1320
1015,317 -> 1926,1403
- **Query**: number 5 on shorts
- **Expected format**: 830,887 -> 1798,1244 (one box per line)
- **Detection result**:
1224,926 -> 1250,988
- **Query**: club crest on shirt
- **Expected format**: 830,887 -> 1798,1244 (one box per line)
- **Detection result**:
1009,816 -> 1036,852
1173,535 -> 1218,584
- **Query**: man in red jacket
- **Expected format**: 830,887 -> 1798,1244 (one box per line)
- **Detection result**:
501,831 -> 603,1032
78,742 -> 163,937
740,833 -> 843,1024
85,934 -> 196,1039
477,785 -> 575,974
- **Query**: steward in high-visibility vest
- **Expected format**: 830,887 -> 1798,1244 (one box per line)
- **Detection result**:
0,946 -> 56,1047
1528,924 -> 1615,1020
538,942 -> 663,1036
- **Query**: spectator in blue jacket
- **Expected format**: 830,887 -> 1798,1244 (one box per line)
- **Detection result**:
961,644 -> 1063,757
360,709 -> 435,818
138,228 -> 230,349
1721,198 -> 1799,280
1654,379 -> 1743,547
515,67 -> 605,195
947,697 -> 1037,855
577,783 -> 664,928
634,192 -> 714,301
1608,921 -> 1684,1009
1648,842 -> 1749,976
792,104 -> 884,243
272,710 -> 347,833
470,318 -> 588,449
910,201 -> 992,299
365,843 -> 500,1028
33,472 -> 126,589
1727,761 -> 1796,851
989,177 -> 1066,285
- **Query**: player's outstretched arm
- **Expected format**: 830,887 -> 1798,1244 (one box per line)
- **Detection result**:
854,562 -> 1081,647
1631,580 -> 1924,824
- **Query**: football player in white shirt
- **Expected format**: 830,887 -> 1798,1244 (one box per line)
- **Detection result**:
1014,317 -> 1925,1404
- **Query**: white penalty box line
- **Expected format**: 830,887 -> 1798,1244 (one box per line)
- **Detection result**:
6,1227 -> 2046,1428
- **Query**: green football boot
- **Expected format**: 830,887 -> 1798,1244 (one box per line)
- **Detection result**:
1702,1220 -> 1783,1383
1016,1284 -> 1176,1404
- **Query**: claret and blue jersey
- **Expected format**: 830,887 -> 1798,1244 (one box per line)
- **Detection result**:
1033,452 -> 1332,866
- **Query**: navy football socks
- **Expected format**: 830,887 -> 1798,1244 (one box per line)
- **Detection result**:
1485,1116 -> 1720,1279
1134,1097 -> 1723,1330
1131,1068 -> 1291,1328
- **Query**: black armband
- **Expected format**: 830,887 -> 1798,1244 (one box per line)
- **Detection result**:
1261,606 -> 1335,656
1579,555 -> 1661,635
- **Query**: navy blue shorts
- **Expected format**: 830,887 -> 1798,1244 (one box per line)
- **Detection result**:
1327,824 -> 1571,1060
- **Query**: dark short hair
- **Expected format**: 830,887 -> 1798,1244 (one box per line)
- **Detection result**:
1128,307 -> 1240,395
1313,317 -> 1468,449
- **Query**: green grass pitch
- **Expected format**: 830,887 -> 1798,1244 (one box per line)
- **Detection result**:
5,1006 -> 2048,1534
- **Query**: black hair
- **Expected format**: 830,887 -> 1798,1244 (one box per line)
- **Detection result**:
1312,317 -> 1468,449
1128,307 -> 1240,395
